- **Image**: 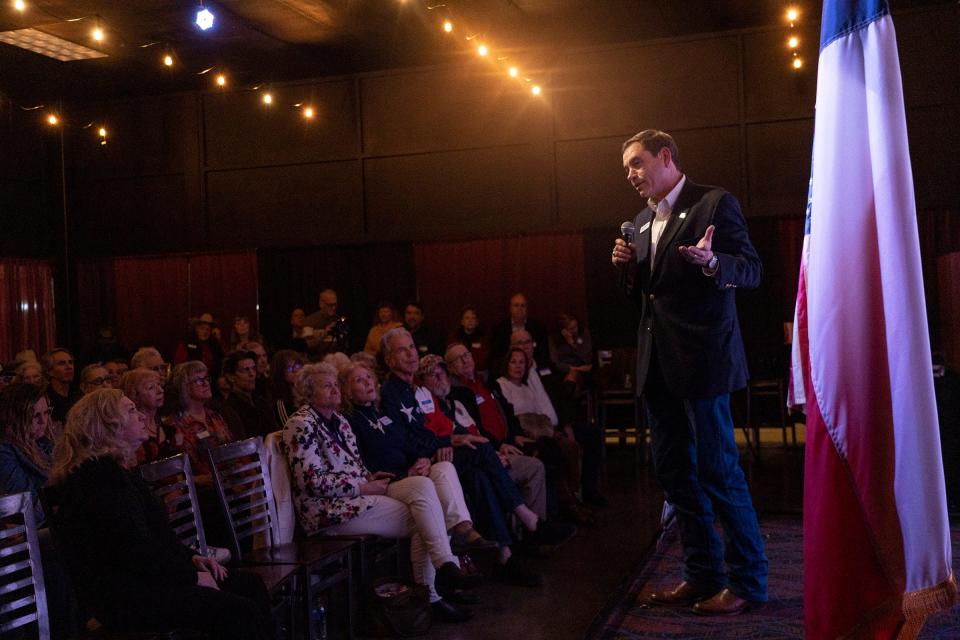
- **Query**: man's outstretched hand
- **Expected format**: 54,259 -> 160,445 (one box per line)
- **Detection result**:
678,225 -> 715,267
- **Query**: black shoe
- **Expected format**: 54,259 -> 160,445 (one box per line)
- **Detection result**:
435,561 -> 482,597
431,599 -> 474,623
445,589 -> 482,605
450,531 -> 500,556
492,556 -> 543,587
526,518 -> 577,547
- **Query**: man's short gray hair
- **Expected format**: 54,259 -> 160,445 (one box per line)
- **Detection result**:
380,326 -> 413,357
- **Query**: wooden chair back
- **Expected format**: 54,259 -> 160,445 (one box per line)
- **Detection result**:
139,453 -> 208,556
0,492 -> 49,639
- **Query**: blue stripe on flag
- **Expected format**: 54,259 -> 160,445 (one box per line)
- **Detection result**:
820,0 -> 889,51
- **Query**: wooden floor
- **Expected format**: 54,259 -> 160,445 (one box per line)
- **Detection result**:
419,441 -> 805,640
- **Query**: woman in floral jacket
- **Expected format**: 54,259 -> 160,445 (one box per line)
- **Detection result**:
280,362 -> 480,622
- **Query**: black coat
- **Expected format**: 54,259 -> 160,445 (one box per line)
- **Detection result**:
622,179 -> 762,399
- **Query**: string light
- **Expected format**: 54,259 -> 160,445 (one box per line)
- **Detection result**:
788,36 -> 799,49
262,92 -> 273,105
477,44 -> 488,56
793,58 -> 803,69
215,73 -> 226,87
302,106 -> 315,120
98,126 -> 107,145
92,26 -> 104,42
443,20 -> 453,33
508,67 -> 518,77
786,7 -> 799,22
531,85 -> 541,96
195,7 -> 215,31
163,53 -> 174,67
13,0 -> 25,11
46,113 -> 58,125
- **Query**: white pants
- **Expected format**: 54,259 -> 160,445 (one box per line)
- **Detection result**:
325,473 -> 459,601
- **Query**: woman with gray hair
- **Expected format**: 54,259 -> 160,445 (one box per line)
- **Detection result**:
160,361 -> 233,479
281,362 -> 481,623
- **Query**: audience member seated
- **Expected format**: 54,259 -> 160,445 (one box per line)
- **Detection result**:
489,293 -> 549,369
228,315 -> 265,351
403,301 -> 445,357
238,340 -> 271,400
43,348 -> 81,426
279,362 -> 480,622
0,383 -> 53,521
103,358 -> 130,389
131,346 -> 171,381
269,349 -> 303,426
379,329 -> 571,585
218,350 -> 278,439
449,306 -> 489,374
174,314 -> 225,381
340,361 -> 496,555
304,288 -> 350,357
50,389 -> 271,640
549,313 -> 595,402
364,301 -> 402,356
282,307 -> 313,352
418,355 -> 548,526
124,367 -> 174,465
162,361 -> 234,479
322,351 -> 351,372
79,363 -> 112,394
14,359 -> 45,387
501,338 -> 606,509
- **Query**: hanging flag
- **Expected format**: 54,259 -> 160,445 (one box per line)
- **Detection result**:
791,1 -> 955,637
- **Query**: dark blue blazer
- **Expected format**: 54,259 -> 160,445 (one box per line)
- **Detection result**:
622,179 -> 762,399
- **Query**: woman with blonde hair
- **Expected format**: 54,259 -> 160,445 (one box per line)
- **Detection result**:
50,389 -> 270,639
281,362 -> 482,622
123,367 -> 174,465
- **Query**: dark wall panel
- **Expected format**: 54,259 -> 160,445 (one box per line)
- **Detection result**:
556,126 -> 744,229
361,69 -> 552,156
74,174 -> 192,255
0,179 -> 50,257
908,105 -> 960,211
551,37 -> 740,141
203,80 -> 358,168
746,119 -> 814,217
364,145 -> 553,241
897,6 -> 959,109
742,25 -> 818,122
205,160 -> 363,247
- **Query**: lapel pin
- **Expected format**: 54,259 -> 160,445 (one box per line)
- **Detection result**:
679,210 -> 688,220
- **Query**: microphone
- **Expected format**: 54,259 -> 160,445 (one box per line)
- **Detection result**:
619,221 -> 635,287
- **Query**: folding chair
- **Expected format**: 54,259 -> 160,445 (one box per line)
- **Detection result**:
0,492 -> 49,640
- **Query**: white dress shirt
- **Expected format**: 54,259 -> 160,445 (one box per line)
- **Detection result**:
648,175 -> 686,265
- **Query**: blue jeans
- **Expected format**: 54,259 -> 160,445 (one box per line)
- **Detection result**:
645,358 -> 768,602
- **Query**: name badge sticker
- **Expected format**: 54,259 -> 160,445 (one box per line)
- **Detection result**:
378,416 -> 393,427
639,221 -> 651,234
475,395 -> 485,405
419,397 -> 435,414
471,342 -> 482,349
538,367 -> 551,376
679,210 -> 688,220
197,429 -> 211,440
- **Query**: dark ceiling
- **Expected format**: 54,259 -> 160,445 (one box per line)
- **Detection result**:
0,0 -> 951,105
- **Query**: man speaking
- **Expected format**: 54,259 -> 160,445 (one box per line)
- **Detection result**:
611,130 -> 768,616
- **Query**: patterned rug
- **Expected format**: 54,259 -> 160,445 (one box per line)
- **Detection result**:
587,518 -> 960,639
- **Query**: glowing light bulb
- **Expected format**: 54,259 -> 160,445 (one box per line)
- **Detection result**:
786,8 -> 799,21
531,85 -> 541,96
46,114 -> 58,125
98,127 -> 107,137
262,93 -> 273,105
788,36 -> 799,48
195,7 -> 214,31
477,44 -> 488,57
92,27 -> 104,42
216,74 -> 226,87
13,0 -> 25,11
303,106 -> 314,119
443,20 -> 453,33
792,58 -> 803,69
163,54 -> 174,67
508,67 -> 518,78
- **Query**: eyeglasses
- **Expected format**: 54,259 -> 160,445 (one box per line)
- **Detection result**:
86,377 -> 108,386
285,362 -> 303,373
188,376 -> 211,386
236,365 -> 257,375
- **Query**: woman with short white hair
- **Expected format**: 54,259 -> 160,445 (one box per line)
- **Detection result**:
281,362 -> 480,622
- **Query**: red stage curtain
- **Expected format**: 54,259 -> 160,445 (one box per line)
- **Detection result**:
413,233 -> 587,342
0,258 -> 56,363
76,251 -> 257,361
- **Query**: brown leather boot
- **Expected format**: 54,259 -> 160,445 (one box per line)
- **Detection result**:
643,581 -> 720,606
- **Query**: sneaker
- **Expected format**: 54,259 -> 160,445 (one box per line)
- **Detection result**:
492,556 -> 543,587
525,518 -> 577,547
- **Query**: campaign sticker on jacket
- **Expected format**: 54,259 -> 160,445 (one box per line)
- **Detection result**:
378,416 -> 393,427
538,367 -> 552,377
475,395 -> 485,405
414,387 -> 436,414
418,345 -> 428,353
639,221 -> 651,234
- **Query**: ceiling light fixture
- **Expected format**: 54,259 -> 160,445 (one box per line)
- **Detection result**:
443,20 -> 452,33
531,85 -> 541,96
163,53 -> 174,66
0,28 -> 107,61
215,73 -> 226,87
92,26 -> 104,42
195,7 -> 215,31
508,67 -> 518,77
262,92 -> 273,105
303,106 -> 314,119
477,44 -> 488,56
46,113 -> 58,125
13,0 -> 25,11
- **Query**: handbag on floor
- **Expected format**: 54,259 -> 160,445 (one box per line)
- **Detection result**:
517,412 -> 555,439
365,577 -> 432,637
